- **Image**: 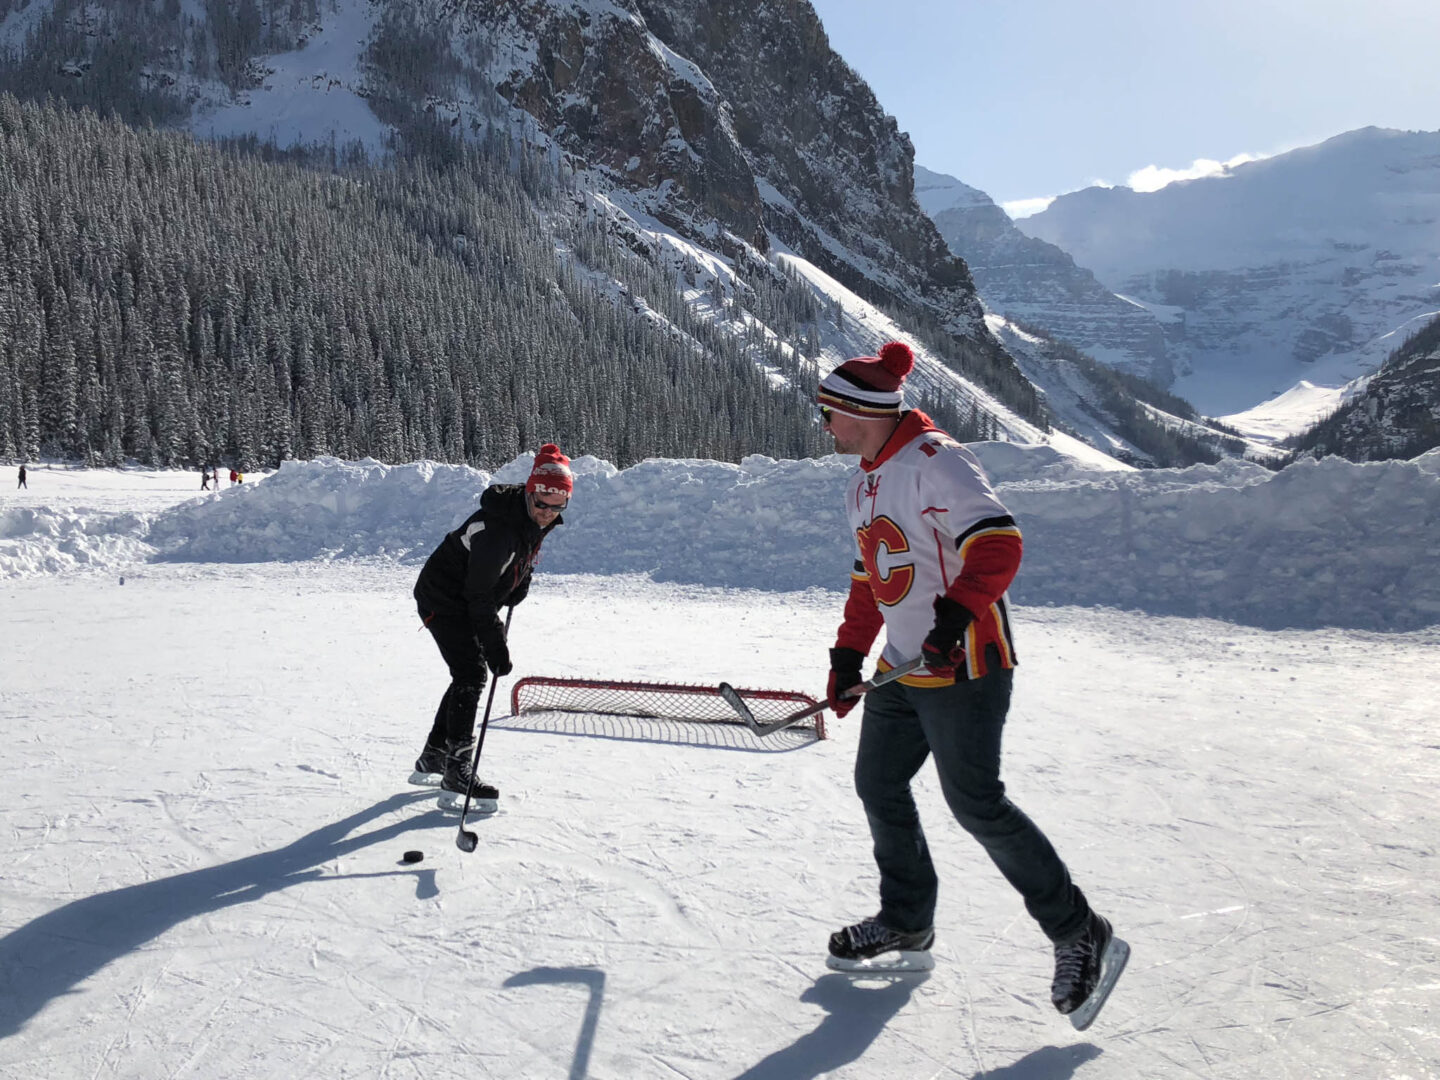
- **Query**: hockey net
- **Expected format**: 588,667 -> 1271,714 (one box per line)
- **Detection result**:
510,676 -> 827,740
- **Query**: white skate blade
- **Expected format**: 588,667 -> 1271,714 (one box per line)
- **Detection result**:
407,771 -> 442,787
1069,935 -> 1130,1031
436,789 -> 498,815
827,949 -> 934,974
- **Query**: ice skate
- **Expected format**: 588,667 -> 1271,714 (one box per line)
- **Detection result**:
826,915 -> 935,973
1051,912 -> 1130,1030
436,737 -> 499,814
407,740 -> 446,787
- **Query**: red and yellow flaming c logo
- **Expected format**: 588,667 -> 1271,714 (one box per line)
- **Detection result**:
856,516 -> 914,607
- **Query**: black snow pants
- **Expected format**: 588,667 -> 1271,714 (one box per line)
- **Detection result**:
420,606 -> 488,748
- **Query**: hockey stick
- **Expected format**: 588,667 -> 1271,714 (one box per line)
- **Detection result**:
457,607 -> 514,854
719,657 -> 925,737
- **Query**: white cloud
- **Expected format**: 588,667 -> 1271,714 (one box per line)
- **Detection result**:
1003,178 -> 1112,219
1001,195 -> 1057,219
1126,153 -> 1261,193
1001,153 -> 1267,219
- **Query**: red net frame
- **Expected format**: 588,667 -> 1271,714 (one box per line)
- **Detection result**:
511,676 -> 827,740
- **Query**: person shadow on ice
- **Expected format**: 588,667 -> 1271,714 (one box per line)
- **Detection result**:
732,973 -> 922,1080
0,790 -> 444,1040
732,973 -> 1102,1080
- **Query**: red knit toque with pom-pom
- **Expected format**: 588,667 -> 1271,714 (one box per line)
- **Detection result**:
526,443 -> 573,497
817,341 -> 914,418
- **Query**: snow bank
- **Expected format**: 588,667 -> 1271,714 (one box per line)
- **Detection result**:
145,458 -> 501,562
9,447 -> 1440,632
1003,455 -> 1440,630
0,506 -> 154,577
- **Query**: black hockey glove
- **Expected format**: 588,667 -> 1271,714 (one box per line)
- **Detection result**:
827,647 -> 865,718
922,596 -> 973,677
479,620 -> 513,678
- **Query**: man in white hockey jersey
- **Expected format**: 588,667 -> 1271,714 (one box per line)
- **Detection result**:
818,341 -> 1126,1028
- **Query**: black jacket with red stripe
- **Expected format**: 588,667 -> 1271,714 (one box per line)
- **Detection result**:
414,484 -> 560,635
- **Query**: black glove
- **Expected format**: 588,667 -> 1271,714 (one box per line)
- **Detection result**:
921,596 -> 973,677
827,647 -> 865,718
479,621 -> 512,677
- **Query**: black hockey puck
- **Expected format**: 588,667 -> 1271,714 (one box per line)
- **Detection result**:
402,850 -> 424,864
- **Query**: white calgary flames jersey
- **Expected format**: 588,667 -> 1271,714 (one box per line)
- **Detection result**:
840,412 -> 1021,686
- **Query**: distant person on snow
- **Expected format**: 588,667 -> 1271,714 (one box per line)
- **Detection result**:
410,443 -> 573,813
17,464 -> 25,489
815,342 -> 1127,1027
201,469 -> 211,490
229,469 -> 238,485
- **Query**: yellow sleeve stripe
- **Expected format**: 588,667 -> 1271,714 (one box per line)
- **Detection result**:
957,525 -> 1022,559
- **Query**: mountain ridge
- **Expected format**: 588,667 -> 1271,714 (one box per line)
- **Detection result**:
1018,126 -> 1440,414
916,165 -> 1172,386
4,0 -> 1290,467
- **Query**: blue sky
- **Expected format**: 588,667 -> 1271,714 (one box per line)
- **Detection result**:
807,0 -> 1440,214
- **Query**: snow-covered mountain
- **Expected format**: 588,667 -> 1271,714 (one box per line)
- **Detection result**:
0,0 -> 1073,451
915,168 -> 1268,463
9,0 -> 1298,467
1018,127 -> 1440,416
984,315 -> 1259,467
915,166 -> 1172,385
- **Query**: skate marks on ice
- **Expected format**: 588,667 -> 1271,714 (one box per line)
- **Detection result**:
5,560 -> 1440,1076
1009,609 -> 1440,1074
0,791 -> 445,1040
503,967 -> 606,1080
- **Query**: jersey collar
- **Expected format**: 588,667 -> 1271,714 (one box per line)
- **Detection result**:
860,409 -> 939,472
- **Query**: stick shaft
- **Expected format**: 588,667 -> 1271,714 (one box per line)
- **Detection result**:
456,607 -> 514,843
724,657 -> 925,737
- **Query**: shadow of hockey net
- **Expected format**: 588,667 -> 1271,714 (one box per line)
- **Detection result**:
510,676 -> 827,741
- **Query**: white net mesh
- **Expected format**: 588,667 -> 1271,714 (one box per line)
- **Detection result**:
510,676 -> 826,739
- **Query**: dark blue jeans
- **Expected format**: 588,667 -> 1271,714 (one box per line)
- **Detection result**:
854,662 -> 1090,944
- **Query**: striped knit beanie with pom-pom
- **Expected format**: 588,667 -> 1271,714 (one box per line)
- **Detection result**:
817,341 -> 915,419
525,443 -> 573,498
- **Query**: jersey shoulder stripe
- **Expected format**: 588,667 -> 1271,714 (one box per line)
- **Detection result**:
954,514 -> 1020,547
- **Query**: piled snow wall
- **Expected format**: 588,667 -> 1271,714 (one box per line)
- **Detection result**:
23,447 -> 1440,632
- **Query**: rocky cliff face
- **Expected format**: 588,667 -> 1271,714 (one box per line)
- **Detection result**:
427,0 -> 1039,420
449,0 -> 767,254
631,2 -> 981,332
1018,128 -> 1440,416
460,0 -> 996,346
915,166 -> 1172,385
1292,314 -> 1440,461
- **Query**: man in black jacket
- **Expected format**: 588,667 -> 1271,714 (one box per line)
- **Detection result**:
411,443 -> 572,812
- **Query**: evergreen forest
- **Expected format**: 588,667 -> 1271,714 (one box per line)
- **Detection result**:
0,94 -> 837,469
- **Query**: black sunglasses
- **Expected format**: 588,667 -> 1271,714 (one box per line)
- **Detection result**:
531,495 -> 567,512
819,406 -> 833,423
